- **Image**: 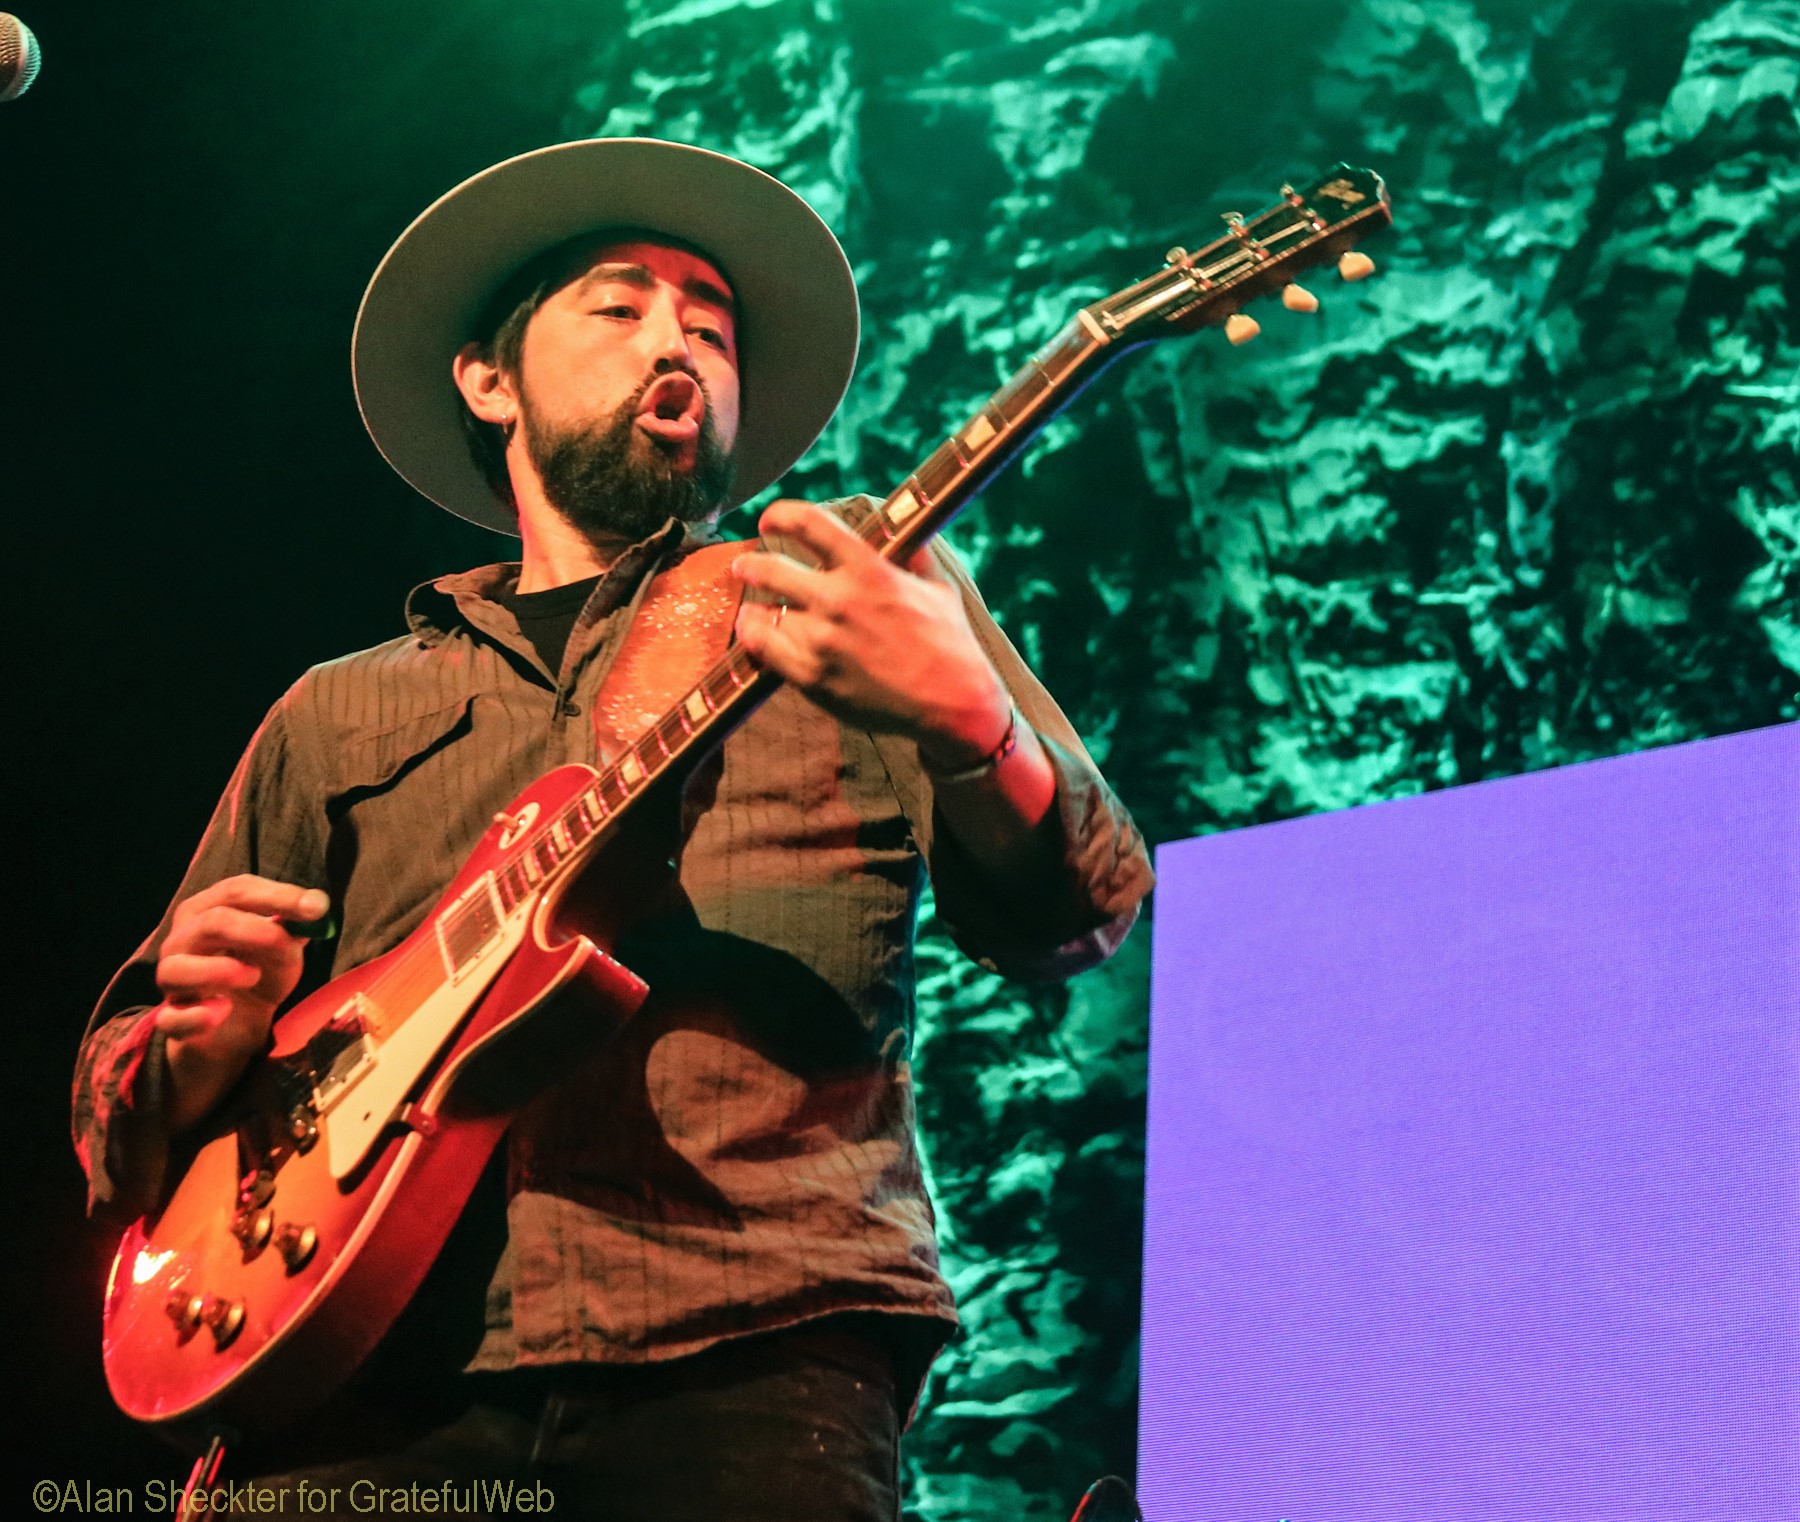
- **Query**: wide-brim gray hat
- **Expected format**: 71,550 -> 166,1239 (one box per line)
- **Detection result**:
352,138 -> 859,535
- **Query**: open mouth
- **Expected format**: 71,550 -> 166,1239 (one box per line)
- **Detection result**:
635,373 -> 704,443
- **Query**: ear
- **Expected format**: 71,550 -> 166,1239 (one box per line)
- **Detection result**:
452,342 -> 518,426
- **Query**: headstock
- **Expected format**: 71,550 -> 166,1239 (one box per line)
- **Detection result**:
1088,164 -> 1391,348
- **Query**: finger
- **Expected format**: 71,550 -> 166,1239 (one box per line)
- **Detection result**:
733,605 -> 827,688
731,549 -> 831,612
170,904 -> 304,961
756,500 -> 876,573
158,952 -> 263,997
154,998 -> 233,1040
734,598 -> 777,649
175,875 -> 330,926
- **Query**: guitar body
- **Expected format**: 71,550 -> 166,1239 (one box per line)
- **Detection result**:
102,764 -> 653,1431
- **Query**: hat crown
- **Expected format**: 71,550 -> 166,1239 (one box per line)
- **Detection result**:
353,138 -> 859,535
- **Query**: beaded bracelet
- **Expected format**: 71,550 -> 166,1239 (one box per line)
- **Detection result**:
924,704 -> 1020,785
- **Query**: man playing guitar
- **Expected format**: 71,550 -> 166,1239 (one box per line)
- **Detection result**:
74,138 -> 1152,1519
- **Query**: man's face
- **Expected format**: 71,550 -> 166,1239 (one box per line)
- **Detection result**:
512,238 -> 743,541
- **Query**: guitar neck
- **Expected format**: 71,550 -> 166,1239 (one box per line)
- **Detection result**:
503,164 -> 1391,899
848,311 -> 1125,562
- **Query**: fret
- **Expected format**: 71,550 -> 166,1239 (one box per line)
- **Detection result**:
915,443 -> 963,505
599,771 -> 630,810
954,406 -> 1003,460
658,711 -> 689,750
518,848 -> 542,886
532,838 -> 558,876
551,818 -> 573,852
580,791 -> 607,827
618,752 -> 646,787
702,667 -> 738,706
1032,325 -> 1094,383
683,688 -> 712,726
638,729 -> 670,767
992,362 -> 1052,425
858,509 -> 895,547
565,806 -> 591,844
887,484 -> 926,529
838,493 -> 896,548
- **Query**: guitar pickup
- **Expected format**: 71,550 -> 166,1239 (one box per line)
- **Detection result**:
436,872 -> 506,982
307,996 -> 377,1114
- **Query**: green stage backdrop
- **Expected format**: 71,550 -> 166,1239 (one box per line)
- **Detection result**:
510,1 -> 1792,1515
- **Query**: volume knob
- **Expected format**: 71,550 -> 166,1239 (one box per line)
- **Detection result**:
165,1292 -> 204,1337
274,1223 -> 318,1274
232,1207 -> 275,1257
202,1296 -> 245,1350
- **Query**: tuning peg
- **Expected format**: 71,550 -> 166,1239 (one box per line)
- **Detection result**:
1337,251 -> 1376,282
1281,283 -> 1320,313
1224,313 -> 1261,345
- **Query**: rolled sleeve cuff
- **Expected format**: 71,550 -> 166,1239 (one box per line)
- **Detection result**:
933,730 -> 1154,982
71,1007 -> 172,1222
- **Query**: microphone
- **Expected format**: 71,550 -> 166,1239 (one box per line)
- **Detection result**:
1,13 -> 40,101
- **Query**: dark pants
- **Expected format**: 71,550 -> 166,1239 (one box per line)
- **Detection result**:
226,1323 -> 900,1521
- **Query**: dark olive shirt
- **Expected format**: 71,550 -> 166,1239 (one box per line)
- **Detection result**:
72,514 -> 1153,1373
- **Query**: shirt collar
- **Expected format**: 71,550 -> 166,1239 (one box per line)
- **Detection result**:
404,516 -> 718,645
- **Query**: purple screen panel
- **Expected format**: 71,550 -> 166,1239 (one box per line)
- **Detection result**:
1141,723 -> 1799,1521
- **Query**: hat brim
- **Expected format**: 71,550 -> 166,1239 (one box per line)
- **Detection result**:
352,138 -> 859,535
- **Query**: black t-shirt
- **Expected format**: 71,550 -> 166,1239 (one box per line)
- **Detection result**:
499,574 -> 602,675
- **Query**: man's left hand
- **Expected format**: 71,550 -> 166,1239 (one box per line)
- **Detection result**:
732,500 -> 1011,771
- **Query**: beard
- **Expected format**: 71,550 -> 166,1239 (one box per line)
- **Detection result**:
520,373 -> 735,545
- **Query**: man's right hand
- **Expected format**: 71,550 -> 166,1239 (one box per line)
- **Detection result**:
152,875 -> 331,1134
